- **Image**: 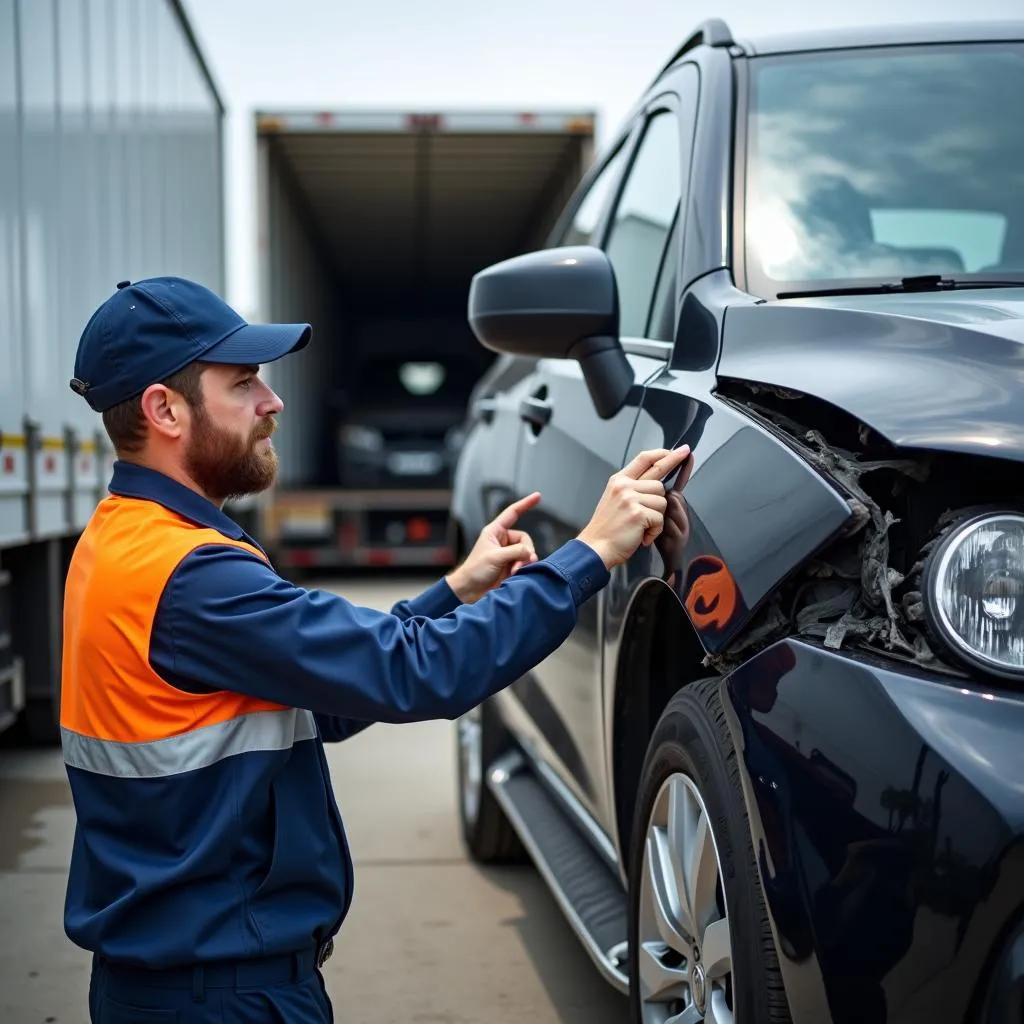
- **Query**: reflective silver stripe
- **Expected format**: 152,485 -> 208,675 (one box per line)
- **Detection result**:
61,708 -> 318,779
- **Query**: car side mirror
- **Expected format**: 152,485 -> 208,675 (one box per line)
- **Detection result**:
467,245 -> 634,419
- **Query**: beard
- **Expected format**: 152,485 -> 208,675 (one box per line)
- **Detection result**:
184,404 -> 279,503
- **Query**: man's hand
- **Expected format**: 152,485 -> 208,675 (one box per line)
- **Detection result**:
656,451 -> 694,587
446,493 -> 541,603
578,446 -> 691,570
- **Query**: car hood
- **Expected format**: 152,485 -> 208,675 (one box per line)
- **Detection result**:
718,287 -> 1024,461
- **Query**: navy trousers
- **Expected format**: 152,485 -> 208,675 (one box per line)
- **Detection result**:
89,948 -> 334,1023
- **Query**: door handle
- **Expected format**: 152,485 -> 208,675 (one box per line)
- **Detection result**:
473,397 -> 496,424
519,396 -> 552,429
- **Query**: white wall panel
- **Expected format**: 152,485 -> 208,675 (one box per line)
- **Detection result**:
157,0 -> 183,280
2,0 -> 226,549
114,0 -> 142,278
85,0 -> 111,315
19,0 -> 66,538
57,0 -> 102,527
0,0 -> 27,546
138,0 -> 169,285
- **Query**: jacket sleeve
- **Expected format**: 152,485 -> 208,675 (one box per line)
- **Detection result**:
389,578 -> 463,621
313,712 -> 374,744
313,578 -> 463,740
150,539 -> 608,723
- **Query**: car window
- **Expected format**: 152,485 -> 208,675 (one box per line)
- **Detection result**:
743,42 -> 1024,294
647,210 -> 680,342
604,110 -> 682,338
560,142 -> 629,248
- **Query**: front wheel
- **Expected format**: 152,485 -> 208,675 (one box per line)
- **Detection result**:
627,677 -> 790,1024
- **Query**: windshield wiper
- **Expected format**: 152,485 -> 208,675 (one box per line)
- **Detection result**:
777,275 -> 1024,300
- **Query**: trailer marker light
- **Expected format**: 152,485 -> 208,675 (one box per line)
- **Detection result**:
407,517 -> 431,543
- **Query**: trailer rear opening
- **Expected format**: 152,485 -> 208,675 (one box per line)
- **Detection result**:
250,109 -> 596,571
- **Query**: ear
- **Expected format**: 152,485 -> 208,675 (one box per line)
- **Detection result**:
139,384 -> 190,441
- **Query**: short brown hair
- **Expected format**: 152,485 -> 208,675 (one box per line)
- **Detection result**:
101,361 -> 206,456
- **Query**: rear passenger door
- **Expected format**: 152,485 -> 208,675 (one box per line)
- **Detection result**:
510,97 -> 688,829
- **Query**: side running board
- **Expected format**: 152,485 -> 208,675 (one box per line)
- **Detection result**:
486,750 -> 630,993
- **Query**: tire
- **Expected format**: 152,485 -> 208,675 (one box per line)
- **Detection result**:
627,677 -> 790,1024
456,696 -> 527,864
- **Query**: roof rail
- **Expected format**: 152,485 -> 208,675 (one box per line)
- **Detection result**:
653,17 -> 735,80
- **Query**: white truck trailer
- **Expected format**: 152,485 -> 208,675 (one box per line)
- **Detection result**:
250,108 -> 597,571
0,0 -> 225,741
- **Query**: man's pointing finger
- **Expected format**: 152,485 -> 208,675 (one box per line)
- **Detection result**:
495,491 -> 541,528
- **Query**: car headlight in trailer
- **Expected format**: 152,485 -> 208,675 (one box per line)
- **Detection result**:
923,512 -> 1024,678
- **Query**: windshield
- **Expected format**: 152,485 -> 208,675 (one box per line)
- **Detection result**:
742,42 -> 1024,297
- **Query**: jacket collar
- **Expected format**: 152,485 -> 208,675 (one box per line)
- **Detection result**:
107,460 -> 258,546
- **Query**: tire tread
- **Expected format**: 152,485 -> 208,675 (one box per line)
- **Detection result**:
690,677 -> 791,1023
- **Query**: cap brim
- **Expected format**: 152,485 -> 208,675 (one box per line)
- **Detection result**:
200,321 -> 311,366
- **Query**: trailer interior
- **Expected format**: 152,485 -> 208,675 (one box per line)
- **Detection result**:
253,110 -> 596,568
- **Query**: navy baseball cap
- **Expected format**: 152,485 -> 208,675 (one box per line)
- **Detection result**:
70,276 -> 312,413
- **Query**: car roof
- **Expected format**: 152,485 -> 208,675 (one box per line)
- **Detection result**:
735,19 -> 1024,57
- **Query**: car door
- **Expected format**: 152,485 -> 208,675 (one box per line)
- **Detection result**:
450,353 -> 541,548
509,97 -> 689,831
450,127 -> 636,548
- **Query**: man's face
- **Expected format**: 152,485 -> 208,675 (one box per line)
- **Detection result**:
183,364 -> 283,503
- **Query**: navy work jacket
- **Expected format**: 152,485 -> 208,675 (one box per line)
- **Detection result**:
60,461 -> 608,968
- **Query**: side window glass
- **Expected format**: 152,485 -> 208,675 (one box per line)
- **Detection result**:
647,210 -> 680,342
604,111 -> 681,338
560,142 -> 629,247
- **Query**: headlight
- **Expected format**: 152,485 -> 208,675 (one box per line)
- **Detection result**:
923,511 -> 1024,678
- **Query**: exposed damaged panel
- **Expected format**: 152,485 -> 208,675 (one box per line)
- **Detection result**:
718,297 -> 1024,465
706,380 -> 1024,678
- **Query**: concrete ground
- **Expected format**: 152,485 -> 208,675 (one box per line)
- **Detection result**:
0,573 -> 628,1023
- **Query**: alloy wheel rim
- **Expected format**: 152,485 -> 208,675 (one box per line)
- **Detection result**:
637,772 -> 734,1024
457,705 -> 483,826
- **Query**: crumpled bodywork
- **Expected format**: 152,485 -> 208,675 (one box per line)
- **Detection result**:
719,288 -> 1024,462
700,290 -> 1024,677
704,389 -> 956,676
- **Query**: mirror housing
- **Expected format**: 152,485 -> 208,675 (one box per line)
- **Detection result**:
467,246 -> 634,419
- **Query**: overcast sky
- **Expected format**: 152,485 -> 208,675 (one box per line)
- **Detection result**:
181,0 -> 1022,317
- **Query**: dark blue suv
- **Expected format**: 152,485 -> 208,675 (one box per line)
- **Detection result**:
449,18 -> 1024,1024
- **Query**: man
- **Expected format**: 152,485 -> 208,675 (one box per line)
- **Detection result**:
62,276 -> 690,1024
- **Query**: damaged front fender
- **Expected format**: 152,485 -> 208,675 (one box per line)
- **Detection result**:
632,386 -> 853,654
704,391 -> 950,675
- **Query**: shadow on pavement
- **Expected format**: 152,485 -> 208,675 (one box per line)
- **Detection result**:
479,863 -> 630,1024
